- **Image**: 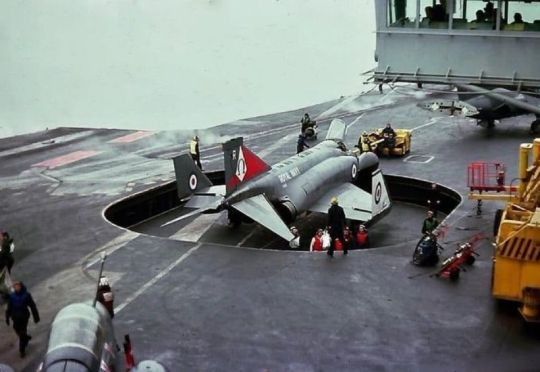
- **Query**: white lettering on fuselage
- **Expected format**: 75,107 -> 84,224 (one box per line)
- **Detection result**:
278,166 -> 301,184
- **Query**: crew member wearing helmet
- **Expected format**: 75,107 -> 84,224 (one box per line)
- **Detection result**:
96,276 -> 115,319
327,197 -> 347,257
190,135 -> 202,170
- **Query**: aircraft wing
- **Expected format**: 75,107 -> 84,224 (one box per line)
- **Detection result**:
455,83 -> 540,116
231,194 -> 295,241
307,183 -> 372,222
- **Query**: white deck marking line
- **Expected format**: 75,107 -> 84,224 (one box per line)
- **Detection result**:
346,113 -> 365,129
236,226 -> 260,247
403,155 -> 434,164
316,94 -> 360,119
115,243 -> 201,314
169,213 -> 222,242
84,230 -> 139,269
411,117 -> 444,132
32,150 -> 102,169
108,130 -> 155,144
0,130 -> 95,158
257,132 -> 297,159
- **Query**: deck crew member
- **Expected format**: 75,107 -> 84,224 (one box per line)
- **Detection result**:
310,229 -> 324,252
5,281 -> 40,358
421,210 -> 439,235
355,225 -> 369,249
297,133 -> 310,154
190,136 -> 202,170
0,232 -> 15,274
96,276 -> 115,319
301,113 -> 312,133
358,132 -> 372,153
327,197 -> 347,257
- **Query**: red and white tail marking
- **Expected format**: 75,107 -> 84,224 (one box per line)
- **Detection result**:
227,145 -> 270,190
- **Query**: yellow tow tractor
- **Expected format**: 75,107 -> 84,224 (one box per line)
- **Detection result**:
358,128 -> 412,156
468,140 -> 540,323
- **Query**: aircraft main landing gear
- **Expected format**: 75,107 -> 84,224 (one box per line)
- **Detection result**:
530,119 -> 540,135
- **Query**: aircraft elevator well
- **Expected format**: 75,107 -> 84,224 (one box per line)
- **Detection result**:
103,171 -> 461,251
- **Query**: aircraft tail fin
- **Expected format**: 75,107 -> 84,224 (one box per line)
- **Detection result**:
371,169 -> 391,218
325,118 -> 347,142
222,137 -> 271,196
173,154 -> 213,200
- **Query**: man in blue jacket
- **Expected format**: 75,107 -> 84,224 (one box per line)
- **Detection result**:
5,281 -> 40,357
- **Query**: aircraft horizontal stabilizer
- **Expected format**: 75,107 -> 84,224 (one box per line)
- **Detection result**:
184,185 -> 226,209
161,198 -> 222,227
231,194 -> 295,241
307,183 -> 372,221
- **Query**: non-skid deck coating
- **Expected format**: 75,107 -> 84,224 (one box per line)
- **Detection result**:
1,86 -> 539,371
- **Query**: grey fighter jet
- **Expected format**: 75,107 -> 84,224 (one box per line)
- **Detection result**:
163,119 -> 391,242
420,84 -> 540,132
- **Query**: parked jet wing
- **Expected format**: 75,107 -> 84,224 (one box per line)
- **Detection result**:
231,194 -> 295,241
307,183 -> 372,222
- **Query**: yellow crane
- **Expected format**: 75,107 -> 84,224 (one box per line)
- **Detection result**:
469,140 -> 540,323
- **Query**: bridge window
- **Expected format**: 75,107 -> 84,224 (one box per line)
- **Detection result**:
387,0 -> 540,32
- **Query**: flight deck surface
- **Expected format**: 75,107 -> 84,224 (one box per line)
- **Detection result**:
1,86 -> 539,371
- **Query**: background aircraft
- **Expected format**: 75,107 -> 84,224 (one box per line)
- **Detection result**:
420,84 -> 540,132
163,119 -> 391,241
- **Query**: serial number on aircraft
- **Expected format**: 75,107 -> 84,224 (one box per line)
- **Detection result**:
278,167 -> 301,183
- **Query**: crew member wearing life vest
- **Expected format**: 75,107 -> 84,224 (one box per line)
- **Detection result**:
358,132 -> 372,153
356,224 -> 369,249
309,229 -> 324,252
190,136 -> 202,170
343,226 -> 353,251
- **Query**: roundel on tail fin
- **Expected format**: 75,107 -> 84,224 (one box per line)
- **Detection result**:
374,182 -> 382,204
189,173 -> 198,191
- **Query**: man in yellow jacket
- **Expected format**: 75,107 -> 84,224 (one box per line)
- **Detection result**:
190,136 -> 202,169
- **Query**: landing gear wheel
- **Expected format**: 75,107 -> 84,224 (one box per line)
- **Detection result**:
465,255 -> 476,265
449,268 -> 460,281
227,210 -> 241,228
530,119 -> 540,135
494,209 -> 503,236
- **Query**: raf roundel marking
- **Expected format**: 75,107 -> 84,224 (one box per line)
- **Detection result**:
351,164 -> 358,179
189,173 -> 198,191
375,182 -> 382,204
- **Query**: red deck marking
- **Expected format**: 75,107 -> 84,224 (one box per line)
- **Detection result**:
108,131 -> 154,144
32,150 -> 102,169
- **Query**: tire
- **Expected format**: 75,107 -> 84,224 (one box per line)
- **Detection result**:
466,255 -> 476,265
449,268 -> 460,281
531,119 -> 540,135
494,209 -> 503,237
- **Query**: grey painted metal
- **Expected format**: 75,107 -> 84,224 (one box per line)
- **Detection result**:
373,1 -> 540,88
165,119 -> 387,240
43,302 -> 117,372
455,83 -> 540,115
